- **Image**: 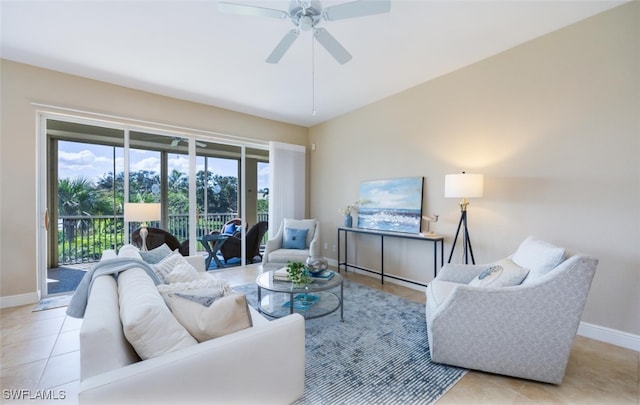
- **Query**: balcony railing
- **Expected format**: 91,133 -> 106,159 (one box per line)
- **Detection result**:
57,213 -> 269,266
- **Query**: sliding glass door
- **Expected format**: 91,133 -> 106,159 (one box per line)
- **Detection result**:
41,115 -> 269,297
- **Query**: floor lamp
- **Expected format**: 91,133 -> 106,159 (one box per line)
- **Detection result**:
124,203 -> 161,251
445,172 -> 484,264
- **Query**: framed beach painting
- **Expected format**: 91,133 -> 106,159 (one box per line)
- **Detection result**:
357,176 -> 424,233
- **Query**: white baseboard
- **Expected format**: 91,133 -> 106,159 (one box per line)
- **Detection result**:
578,322 -> 640,352
0,291 -> 40,309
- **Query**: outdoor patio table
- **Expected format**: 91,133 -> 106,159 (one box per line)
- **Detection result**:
198,234 -> 230,269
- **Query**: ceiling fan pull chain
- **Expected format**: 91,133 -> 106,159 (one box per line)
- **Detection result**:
312,34 -> 316,117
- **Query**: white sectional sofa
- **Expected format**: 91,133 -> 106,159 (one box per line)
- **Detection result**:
78,249 -> 305,404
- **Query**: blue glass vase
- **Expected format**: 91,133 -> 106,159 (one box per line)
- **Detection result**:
344,214 -> 353,227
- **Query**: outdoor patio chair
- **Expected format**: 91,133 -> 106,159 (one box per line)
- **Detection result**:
219,221 -> 268,264
131,227 -> 189,256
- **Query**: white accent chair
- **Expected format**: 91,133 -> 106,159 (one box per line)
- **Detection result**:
262,218 -> 320,270
426,236 -> 598,384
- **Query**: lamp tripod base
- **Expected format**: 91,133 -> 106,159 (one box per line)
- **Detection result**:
447,209 -> 475,264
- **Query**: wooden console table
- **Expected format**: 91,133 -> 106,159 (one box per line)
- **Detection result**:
337,227 -> 444,287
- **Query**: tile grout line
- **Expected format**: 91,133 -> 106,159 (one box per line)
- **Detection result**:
36,313 -> 67,389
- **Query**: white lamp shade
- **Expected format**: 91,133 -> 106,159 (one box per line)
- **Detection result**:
124,203 -> 161,222
445,173 -> 484,198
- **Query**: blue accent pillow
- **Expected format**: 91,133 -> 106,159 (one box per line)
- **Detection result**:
282,227 -> 308,250
222,223 -> 237,235
139,243 -> 173,264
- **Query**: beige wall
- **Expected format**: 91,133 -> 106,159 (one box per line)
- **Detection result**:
309,3 -> 639,336
0,60 -> 307,300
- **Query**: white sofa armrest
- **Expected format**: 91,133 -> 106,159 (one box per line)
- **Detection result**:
79,313 -> 305,405
263,225 -> 284,265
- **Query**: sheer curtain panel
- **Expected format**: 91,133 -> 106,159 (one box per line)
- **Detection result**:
268,142 -> 306,235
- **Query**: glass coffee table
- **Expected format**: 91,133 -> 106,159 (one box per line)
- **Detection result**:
256,270 -> 344,321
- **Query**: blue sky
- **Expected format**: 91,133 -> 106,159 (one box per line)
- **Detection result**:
58,141 -> 269,190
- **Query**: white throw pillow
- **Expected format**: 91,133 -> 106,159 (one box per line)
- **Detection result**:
118,268 -> 197,360
512,236 -> 565,281
167,293 -> 253,342
283,218 -> 316,248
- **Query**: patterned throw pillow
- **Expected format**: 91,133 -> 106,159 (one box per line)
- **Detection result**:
167,293 -> 253,342
468,261 -> 529,288
152,253 -> 200,284
469,266 -> 504,287
282,227 -> 308,249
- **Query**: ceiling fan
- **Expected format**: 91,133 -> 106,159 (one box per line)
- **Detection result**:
170,137 -> 207,148
218,0 -> 391,64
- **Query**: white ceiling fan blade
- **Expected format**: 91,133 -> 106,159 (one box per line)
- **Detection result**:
217,2 -> 288,19
266,29 -> 300,64
323,0 -> 391,21
314,28 -> 352,64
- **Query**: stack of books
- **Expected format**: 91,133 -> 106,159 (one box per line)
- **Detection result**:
310,270 -> 335,282
273,268 -> 336,283
283,294 -> 320,311
273,267 -> 291,282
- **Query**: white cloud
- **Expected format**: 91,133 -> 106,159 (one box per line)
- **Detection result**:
58,149 -> 116,181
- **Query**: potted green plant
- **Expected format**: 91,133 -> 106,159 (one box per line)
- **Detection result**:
286,261 -> 311,287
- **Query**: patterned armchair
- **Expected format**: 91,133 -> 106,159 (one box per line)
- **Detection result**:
426,237 -> 598,384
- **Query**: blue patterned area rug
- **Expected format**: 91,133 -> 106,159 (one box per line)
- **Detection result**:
234,280 -> 467,404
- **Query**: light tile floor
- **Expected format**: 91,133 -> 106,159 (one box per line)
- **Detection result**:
1,265 -> 638,404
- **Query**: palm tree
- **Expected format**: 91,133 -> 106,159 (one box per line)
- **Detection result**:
58,176 -> 111,241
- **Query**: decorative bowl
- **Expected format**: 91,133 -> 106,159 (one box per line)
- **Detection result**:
305,256 -> 328,276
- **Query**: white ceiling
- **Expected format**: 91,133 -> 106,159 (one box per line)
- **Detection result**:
0,0 -> 628,127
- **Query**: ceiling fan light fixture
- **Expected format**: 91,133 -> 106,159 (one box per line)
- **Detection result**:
299,15 -> 313,31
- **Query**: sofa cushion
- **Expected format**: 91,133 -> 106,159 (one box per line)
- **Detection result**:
118,268 -> 197,360
513,236 -> 565,283
282,227 -> 308,250
167,293 -> 253,342
80,275 -> 140,379
139,243 -> 173,264
118,244 -> 143,260
268,248 -> 310,264
283,218 -> 316,248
